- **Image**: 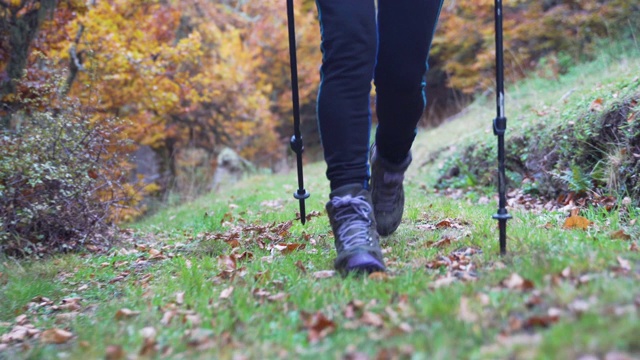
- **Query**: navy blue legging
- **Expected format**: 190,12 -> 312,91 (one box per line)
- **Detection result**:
315,0 -> 443,191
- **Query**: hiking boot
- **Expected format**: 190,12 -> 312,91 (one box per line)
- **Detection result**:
370,144 -> 411,236
326,184 -> 385,275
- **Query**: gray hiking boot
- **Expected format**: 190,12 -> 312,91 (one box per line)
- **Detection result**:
326,184 -> 385,275
370,144 -> 411,236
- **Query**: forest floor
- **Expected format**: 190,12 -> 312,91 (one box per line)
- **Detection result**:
1,46 -> 639,359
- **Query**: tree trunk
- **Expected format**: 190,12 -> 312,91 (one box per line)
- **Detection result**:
0,0 -> 57,130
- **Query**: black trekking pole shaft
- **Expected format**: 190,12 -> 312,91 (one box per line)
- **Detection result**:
492,0 -> 511,255
287,0 -> 310,224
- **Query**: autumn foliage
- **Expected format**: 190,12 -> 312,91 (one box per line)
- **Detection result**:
1,0 -> 639,238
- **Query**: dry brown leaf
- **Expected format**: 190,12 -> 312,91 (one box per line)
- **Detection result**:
416,224 -> 436,231
589,97 -> 604,112
430,236 -> 453,249
313,270 -> 336,279
15,314 -> 28,325
219,286 -> 234,299
630,242 -> 639,252
368,272 -> 389,281
435,219 -> 464,229
523,312 -> 559,329
115,308 -> 140,320
344,300 -> 365,319
360,311 -> 384,328
105,345 -> 126,360
139,326 -> 157,356
610,230 -> 632,240
2,326 -> 29,342
41,328 -> 73,344
185,328 -> 216,350
55,312 -> 79,324
302,311 -> 336,343
232,251 -> 254,262
563,214 -> 591,230
183,314 -> 201,328
501,273 -> 535,291
616,256 -> 631,271
295,260 -> 307,274
276,243 -> 306,254
267,292 -> 288,302
160,310 -> 176,326
175,292 -> 185,305
218,255 -> 236,272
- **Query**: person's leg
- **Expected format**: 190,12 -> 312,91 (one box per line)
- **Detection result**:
371,0 -> 443,236
315,0 -> 377,191
315,0 -> 384,274
374,0 -> 444,163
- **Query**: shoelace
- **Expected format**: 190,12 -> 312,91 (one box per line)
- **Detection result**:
376,172 -> 404,212
330,195 -> 373,249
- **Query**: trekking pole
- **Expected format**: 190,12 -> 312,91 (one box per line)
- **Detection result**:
492,0 -> 512,255
286,0 -> 310,224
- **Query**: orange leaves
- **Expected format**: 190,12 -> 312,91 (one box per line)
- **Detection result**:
563,214 -> 591,230
301,312 -> 336,344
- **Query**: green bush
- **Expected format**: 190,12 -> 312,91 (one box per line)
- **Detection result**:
0,78 -> 132,256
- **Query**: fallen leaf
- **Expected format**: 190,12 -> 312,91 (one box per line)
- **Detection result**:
523,314 -> 558,329
368,272 -> 389,281
185,328 -> 216,350
219,286 -> 234,299
610,230 -> 632,240
630,242 -> 639,252
589,97 -> 604,112
160,310 -> 176,326
41,328 -> 73,344
15,314 -> 28,325
416,224 -> 436,231
360,311 -> 384,328
115,308 -> 140,320
175,292 -> 185,305
232,251 -> 254,262
313,270 -> 336,279
218,255 -> 236,272
105,345 -> 126,360
55,312 -> 79,323
616,256 -> 631,271
275,243 -> 306,254
148,248 -> 166,260
344,300 -> 365,319
301,312 -> 336,343
139,327 -> 157,356
501,273 -> 535,291
180,313 -> 201,328
267,292 -> 288,302
429,236 -> 453,248
563,214 -> 591,230
435,219 -> 463,229
295,260 -> 307,274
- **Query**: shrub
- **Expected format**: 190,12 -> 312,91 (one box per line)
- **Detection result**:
0,74 -> 137,256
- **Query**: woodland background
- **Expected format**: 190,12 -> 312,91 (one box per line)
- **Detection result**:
1,0 -> 639,252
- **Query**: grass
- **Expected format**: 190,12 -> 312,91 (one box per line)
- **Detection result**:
1,45 -> 640,359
